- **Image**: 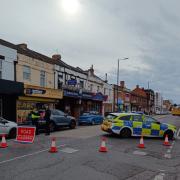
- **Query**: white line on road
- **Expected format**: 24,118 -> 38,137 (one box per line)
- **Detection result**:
177,128 -> 180,137
0,144 -> 66,165
154,173 -> 165,180
164,153 -> 171,159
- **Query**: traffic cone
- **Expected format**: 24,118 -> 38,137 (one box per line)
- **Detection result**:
99,137 -> 108,152
0,135 -> 8,148
49,137 -> 58,153
138,136 -> 145,148
163,135 -> 171,146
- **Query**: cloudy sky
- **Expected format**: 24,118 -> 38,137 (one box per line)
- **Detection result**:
1,0 -> 180,103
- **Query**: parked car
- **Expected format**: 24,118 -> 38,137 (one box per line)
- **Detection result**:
0,117 -> 17,138
78,112 -> 104,125
101,113 -> 177,139
37,109 -> 76,132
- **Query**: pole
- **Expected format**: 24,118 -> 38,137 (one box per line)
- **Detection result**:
117,59 -> 119,112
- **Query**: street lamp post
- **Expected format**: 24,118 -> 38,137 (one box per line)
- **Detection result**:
116,58 -> 129,112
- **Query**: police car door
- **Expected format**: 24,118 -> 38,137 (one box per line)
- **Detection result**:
132,115 -> 143,136
143,116 -> 161,137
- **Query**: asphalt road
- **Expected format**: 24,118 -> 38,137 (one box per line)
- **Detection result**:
0,115 -> 180,180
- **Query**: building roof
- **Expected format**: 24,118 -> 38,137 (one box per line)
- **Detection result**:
0,39 -> 87,74
132,86 -> 147,97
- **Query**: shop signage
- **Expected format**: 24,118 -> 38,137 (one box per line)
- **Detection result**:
93,92 -> 105,101
15,126 -> 36,143
24,85 -> 63,99
67,79 -> 77,85
64,90 -> 79,97
26,88 -> 46,95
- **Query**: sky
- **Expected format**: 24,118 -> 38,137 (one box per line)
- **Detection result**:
1,0 -> 180,103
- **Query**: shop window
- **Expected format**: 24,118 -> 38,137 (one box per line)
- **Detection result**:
40,70 -> 46,87
23,65 -> 31,81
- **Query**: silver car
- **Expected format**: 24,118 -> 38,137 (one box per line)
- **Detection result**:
0,117 -> 17,138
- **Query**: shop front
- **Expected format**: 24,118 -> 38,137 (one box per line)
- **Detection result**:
0,79 -> 24,121
17,85 -> 63,124
57,90 -> 106,119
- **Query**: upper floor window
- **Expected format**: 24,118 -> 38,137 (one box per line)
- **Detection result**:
90,84 -> 93,91
79,80 -> 84,88
40,70 -> 46,87
104,88 -> 106,95
23,65 -> 31,81
97,86 -> 100,92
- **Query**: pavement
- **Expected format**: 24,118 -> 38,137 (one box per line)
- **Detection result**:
0,115 -> 180,180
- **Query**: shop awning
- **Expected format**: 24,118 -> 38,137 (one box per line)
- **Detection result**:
18,96 -> 58,103
0,79 -> 24,95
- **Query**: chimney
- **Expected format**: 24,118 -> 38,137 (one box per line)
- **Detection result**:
120,81 -> 125,88
52,54 -> 61,61
88,64 -> 94,76
18,43 -> 27,50
105,73 -> 108,83
136,85 -> 139,89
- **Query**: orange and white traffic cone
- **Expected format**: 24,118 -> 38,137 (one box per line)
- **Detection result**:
0,134 -> 8,148
99,137 -> 108,152
138,136 -> 145,148
163,135 -> 171,146
49,137 -> 58,153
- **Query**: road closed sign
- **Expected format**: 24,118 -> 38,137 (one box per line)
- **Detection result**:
15,126 -> 36,143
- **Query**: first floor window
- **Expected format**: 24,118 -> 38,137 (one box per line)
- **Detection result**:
40,70 -> 46,87
23,65 -> 31,81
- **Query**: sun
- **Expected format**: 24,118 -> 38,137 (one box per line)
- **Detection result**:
61,0 -> 80,15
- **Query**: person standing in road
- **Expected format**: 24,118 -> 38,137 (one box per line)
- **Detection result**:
31,108 -> 40,135
44,104 -> 51,136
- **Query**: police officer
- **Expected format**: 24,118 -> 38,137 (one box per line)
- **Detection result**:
31,108 -> 40,135
44,104 -> 51,136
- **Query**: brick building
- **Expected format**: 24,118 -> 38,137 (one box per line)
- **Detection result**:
131,85 -> 148,112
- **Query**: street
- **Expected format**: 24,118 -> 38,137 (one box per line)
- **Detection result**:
0,115 -> 180,180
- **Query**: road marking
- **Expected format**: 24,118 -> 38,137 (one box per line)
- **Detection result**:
167,149 -> 171,153
0,144 -> 66,165
177,128 -> 180,137
133,150 -> 147,156
154,173 -> 165,180
164,153 -> 171,159
60,147 -> 78,154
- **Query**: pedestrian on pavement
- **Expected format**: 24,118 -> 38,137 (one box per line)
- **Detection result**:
31,107 -> 40,135
44,104 -> 51,136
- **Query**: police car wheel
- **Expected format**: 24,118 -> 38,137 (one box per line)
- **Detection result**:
120,128 -> 131,138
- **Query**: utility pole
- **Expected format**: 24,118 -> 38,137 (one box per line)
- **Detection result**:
116,59 -> 119,112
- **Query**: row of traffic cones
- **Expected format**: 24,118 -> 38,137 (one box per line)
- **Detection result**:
0,134 -> 171,153
138,134 -> 171,149
98,135 -> 171,153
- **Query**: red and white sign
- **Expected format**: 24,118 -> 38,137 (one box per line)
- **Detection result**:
15,126 -> 36,143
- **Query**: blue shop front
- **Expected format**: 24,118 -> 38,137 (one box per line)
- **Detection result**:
57,89 -> 106,119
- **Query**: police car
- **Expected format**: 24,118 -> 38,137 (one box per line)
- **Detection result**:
101,113 -> 177,139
